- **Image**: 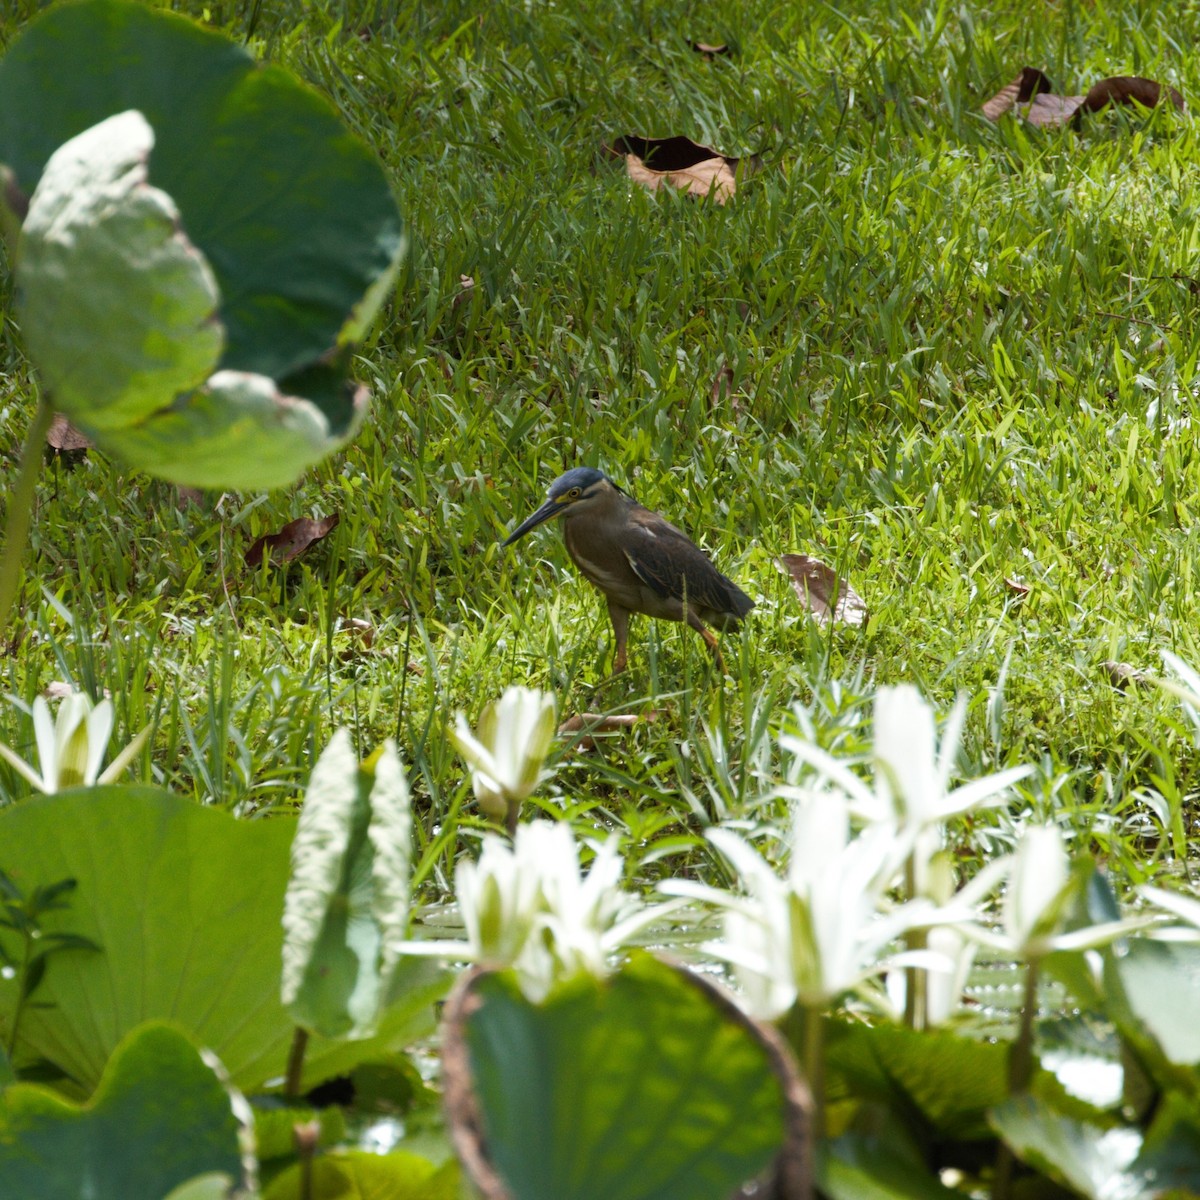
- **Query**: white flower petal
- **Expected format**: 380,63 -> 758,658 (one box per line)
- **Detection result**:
83,699 -> 115,785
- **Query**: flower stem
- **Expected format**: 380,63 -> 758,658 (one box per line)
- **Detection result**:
902,859 -> 927,1029
1009,958 -> 1038,1094
787,1001 -> 826,1142
0,394 -> 53,640
995,958 -> 1040,1200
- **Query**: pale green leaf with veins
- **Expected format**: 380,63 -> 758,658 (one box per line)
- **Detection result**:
282,731 -> 416,1038
16,109 -> 223,432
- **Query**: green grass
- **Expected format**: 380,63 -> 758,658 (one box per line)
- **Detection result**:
2,0 -> 1200,890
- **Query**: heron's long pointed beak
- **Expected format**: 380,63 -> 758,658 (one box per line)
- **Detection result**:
502,497 -> 563,546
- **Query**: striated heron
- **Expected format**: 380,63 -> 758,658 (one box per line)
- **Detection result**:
502,467 -> 754,673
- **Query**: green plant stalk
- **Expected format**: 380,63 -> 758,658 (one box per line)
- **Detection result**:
784,1000 -> 826,1142
3,925 -> 33,1059
284,1024 -> 309,1100
0,393 -> 53,640
1009,958 -> 1039,1094
994,958 -> 1040,1200
902,858 -> 927,1030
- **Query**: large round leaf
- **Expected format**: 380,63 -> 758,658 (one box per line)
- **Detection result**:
0,0 -> 402,488
16,109 -> 223,431
0,788 -> 448,1093
95,368 -> 367,490
443,955 -> 811,1200
0,0 -> 400,383
0,1022 -> 246,1199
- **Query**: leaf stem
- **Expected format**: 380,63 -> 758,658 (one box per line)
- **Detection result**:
0,393 -> 53,640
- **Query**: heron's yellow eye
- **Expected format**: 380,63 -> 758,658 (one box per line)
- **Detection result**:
568,487 -> 581,499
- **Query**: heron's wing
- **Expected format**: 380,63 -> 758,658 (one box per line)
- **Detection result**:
622,513 -> 754,620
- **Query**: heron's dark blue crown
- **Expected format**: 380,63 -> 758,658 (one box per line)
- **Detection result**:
547,467 -> 608,498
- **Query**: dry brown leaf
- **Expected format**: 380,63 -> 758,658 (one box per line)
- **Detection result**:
777,554 -> 867,627
46,413 -> 93,453
611,135 -> 740,204
43,681 -> 113,701
1084,75 -> 1185,114
452,275 -> 476,309
983,67 -> 1184,128
1004,577 -> 1031,598
558,713 -> 642,734
1102,660 -> 1151,691
710,363 -> 736,409
981,67 -> 1056,121
336,617 -> 376,662
338,617 -> 376,649
244,513 -> 339,568
559,711 -> 654,752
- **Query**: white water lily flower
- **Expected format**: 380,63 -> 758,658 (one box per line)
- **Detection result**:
780,685 -> 1031,901
451,686 -> 556,823
403,820 -> 673,1002
960,825 -> 1150,960
781,685 -> 1032,836
663,788 -> 947,1017
457,822 -> 558,968
0,692 -> 149,794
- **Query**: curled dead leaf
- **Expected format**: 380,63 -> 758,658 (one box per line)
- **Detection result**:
983,67 -> 1184,128
453,275 -> 476,309
609,135 -> 741,204
42,680 -> 113,701
558,713 -> 643,734
777,554 -> 867,627
558,711 -> 655,753
46,413 -> 93,453
244,513 -> 339,568
981,67 -> 1056,122
1084,75 -> 1185,114
336,617 -> 376,662
710,363 -> 737,409
1102,660 -> 1151,691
